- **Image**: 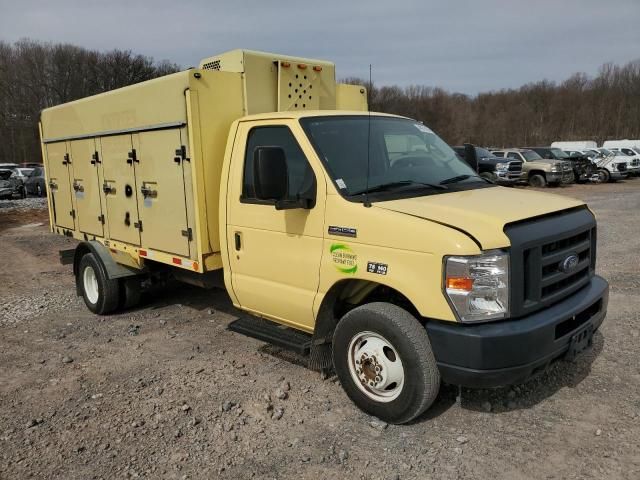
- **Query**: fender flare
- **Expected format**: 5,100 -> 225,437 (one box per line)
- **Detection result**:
73,241 -> 141,294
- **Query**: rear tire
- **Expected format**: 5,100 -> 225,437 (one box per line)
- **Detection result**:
78,253 -> 120,315
528,174 -> 547,188
333,302 -> 440,424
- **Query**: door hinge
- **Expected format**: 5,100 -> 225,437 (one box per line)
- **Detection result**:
98,214 -> 105,224
133,220 -> 143,231
70,209 -> 76,219
102,182 -> 114,194
181,227 -> 192,241
91,151 -> 101,165
174,145 -> 190,163
63,153 -> 71,165
127,149 -> 138,165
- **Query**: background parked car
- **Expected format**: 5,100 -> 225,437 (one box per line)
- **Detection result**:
527,146 -> 596,183
564,149 -> 628,183
12,167 -> 34,182
491,148 -> 573,187
452,144 -> 522,185
24,166 -> 47,197
608,147 -> 640,176
597,147 -> 639,176
0,169 -> 27,199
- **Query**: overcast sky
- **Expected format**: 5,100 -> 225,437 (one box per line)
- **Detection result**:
1,0 -> 639,94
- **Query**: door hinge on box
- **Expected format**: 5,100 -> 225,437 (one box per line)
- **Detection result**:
133,220 -> 143,231
70,209 -> 76,218
127,149 -> 138,165
98,214 -> 105,224
91,151 -> 101,165
181,227 -> 193,241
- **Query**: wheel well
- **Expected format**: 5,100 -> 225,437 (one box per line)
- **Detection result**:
528,170 -> 545,178
314,280 -> 421,338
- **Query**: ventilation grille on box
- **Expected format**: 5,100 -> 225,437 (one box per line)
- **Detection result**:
202,59 -> 221,71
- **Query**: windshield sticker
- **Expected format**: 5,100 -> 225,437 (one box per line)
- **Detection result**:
328,226 -> 357,238
414,123 -> 434,134
330,243 -> 358,274
335,178 -> 347,189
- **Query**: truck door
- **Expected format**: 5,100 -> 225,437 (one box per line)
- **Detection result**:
45,142 -> 75,230
99,135 -> 141,246
226,122 -> 326,330
131,129 -> 191,257
69,138 -> 104,237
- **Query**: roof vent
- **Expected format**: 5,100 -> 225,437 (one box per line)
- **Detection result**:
202,59 -> 221,71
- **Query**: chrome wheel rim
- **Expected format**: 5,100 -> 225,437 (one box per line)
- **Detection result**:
83,265 -> 99,305
347,331 -> 404,402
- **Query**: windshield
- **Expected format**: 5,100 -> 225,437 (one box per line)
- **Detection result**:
550,148 -> 569,159
300,116 -> 485,198
599,148 -> 613,156
522,150 -> 543,161
0,170 -> 12,180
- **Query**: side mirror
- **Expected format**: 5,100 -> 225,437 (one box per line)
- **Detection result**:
253,146 -> 288,202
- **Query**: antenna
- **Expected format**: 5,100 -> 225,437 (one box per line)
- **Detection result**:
364,64 -> 372,208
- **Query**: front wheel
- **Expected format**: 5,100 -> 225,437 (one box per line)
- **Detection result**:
333,303 -> 440,424
597,169 -> 610,183
528,174 -> 547,188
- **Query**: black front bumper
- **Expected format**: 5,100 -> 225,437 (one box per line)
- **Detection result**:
425,276 -> 608,388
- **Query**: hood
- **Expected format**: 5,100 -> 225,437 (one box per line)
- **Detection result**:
374,187 -> 584,249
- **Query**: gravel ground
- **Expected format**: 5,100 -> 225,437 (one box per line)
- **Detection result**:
0,182 -> 639,479
0,197 -> 47,212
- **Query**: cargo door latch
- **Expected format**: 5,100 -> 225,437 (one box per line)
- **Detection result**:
174,145 -> 190,163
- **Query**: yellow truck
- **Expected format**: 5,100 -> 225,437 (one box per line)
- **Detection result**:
40,49 -> 608,424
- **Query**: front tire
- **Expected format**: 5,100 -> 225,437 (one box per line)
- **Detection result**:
528,174 -> 547,188
78,253 -> 120,315
597,169 -> 610,183
333,303 -> 440,424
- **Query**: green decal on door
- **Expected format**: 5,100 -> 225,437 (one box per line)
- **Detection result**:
330,243 -> 358,274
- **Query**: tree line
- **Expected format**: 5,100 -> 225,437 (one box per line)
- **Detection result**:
348,59 -> 640,148
0,39 -> 179,164
0,38 -> 638,165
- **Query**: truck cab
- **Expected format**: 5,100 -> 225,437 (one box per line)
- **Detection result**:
40,50 -> 609,424
527,146 -> 596,183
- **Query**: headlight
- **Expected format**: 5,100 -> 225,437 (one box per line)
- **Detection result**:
550,165 -> 561,172
495,163 -> 508,171
444,250 -> 509,323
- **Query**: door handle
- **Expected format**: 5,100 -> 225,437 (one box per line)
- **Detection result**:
234,232 -> 242,251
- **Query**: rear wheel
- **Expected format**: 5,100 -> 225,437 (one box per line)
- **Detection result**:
528,174 -> 547,188
333,302 -> 440,424
78,253 -> 120,315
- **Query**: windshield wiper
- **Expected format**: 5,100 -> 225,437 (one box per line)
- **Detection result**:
349,180 -> 448,196
439,174 -> 486,185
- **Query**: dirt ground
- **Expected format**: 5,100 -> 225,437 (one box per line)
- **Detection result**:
1,181 -> 639,480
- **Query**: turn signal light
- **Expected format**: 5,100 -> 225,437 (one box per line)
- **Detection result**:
313,65 -> 322,72
297,63 -> 307,69
446,277 -> 474,291
280,61 -> 291,68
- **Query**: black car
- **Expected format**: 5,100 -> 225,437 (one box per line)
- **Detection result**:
528,147 -> 595,183
453,144 -> 523,185
0,169 -> 27,199
24,166 -> 47,197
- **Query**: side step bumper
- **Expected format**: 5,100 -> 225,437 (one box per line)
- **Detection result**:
228,317 -> 311,356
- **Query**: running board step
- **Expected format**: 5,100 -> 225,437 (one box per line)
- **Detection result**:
228,316 -> 312,356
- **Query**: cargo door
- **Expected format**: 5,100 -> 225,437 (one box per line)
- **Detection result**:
99,135 -> 141,245
132,129 -> 190,256
45,142 -> 75,230
69,138 -> 104,236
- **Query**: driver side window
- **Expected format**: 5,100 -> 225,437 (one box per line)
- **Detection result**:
242,126 -> 315,203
